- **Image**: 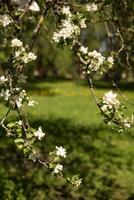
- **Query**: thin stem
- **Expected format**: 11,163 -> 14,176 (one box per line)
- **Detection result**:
0,106 -> 12,126
86,76 -> 98,105
30,3 -> 51,50
18,0 -> 34,23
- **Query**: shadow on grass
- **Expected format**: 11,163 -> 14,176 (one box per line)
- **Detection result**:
0,117 -> 134,200
31,117 -> 113,149
94,81 -> 134,91
31,76 -> 73,83
79,80 -> 134,91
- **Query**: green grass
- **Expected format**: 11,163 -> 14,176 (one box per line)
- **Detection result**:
1,80 -> 133,125
27,80 -> 134,129
0,80 -> 134,200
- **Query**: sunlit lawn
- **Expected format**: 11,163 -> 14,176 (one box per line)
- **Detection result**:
1,80 -> 133,126
27,80 -> 134,125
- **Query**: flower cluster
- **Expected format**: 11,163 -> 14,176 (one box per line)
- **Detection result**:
11,38 -> 37,66
101,91 -> 120,112
15,89 -> 27,108
0,80 -> 37,109
67,175 -> 82,187
15,89 -> 37,108
53,6 -> 86,45
0,76 -> 8,84
48,146 -> 67,175
48,146 -> 81,186
0,88 -> 11,101
53,19 -> 80,44
86,3 -> 98,12
53,164 -> 63,174
0,15 -> 12,27
53,17 -> 80,45
78,45 -> 114,75
6,116 -> 82,186
7,122 -> 45,160
99,91 -> 133,131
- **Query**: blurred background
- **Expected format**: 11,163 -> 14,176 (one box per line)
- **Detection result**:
0,1 -> 134,199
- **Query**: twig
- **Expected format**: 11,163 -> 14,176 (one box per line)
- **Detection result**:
0,106 -> 12,126
30,2 -> 52,50
18,0 -> 34,23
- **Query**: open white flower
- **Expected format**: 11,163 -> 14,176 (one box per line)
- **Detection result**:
74,178 -> 82,187
53,164 -> 63,174
56,146 -> 66,158
62,6 -> 71,17
80,18 -> 87,29
16,97 -> 23,108
11,38 -> 23,47
87,3 -> 98,12
103,91 -> 120,107
53,19 -> 80,43
79,46 -> 88,54
28,100 -> 37,107
23,52 -> 37,63
107,56 -> 114,65
29,1 -> 40,12
0,15 -> 12,27
0,89 -> 11,101
34,126 -> 45,140
18,120 -> 23,126
123,119 -> 131,128
0,76 -> 7,83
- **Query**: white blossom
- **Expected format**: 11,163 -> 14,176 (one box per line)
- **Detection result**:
123,119 -> 131,128
62,6 -> 72,17
107,56 -> 114,65
0,89 -> 11,101
0,15 -> 12,27
79,46 -> 114,75
0,76 -> 7,83
53,164 -> 63,174
16,97 -> 23,108
23,52 -> 37,63
87,50 -> 105,73
14,48 -> 37,64
101,104 -> 108,112
79,46 -> 88,54
80,18 -> 87,29
103,91 -> 120,108
53,19 -> 80,43
18,120 -> 23,126
28,100 -> 37,107
11,38 -> 23,47
34,126 -> 45,140
56,146 -> 66,158
88,50 -> 104,61
74,178 -> 82,187
87,3 -> 98,12
29,1 -> 40,12
15,89 -> 27,108
14,47 -> 25,59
